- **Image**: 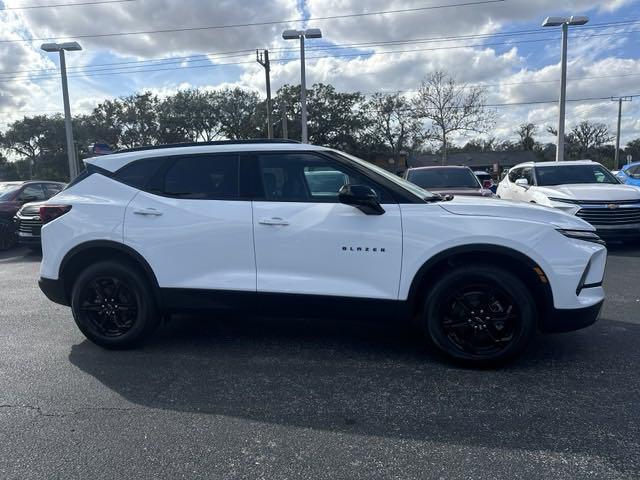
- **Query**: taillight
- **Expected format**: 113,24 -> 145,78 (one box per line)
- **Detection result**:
482,180 -> 493,189
40,205 -> 72,225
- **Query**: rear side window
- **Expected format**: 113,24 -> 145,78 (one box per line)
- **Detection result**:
43,183 -> 63,198
114,157 -> 165,189
163,154 -> 239,199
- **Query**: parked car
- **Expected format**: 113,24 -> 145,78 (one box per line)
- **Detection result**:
38,140 -> 606,366
14,201 -> 47,251
0,181 -> 65,250
404,166 -> 494,197
473,170 -> 498,193
615,161 -> 640,188
497,160 -> 640,240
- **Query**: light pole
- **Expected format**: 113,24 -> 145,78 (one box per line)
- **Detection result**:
41,41 -> 82,179
542,15 -> 589,162
282,28 -> 322,143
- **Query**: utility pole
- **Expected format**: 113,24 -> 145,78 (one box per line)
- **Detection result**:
611,96 -> 632,170
281,100 -> 288,139
256,49 -> 273,139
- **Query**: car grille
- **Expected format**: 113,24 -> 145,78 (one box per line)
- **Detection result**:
576,206 -> 640,225
16,216 -> 42,236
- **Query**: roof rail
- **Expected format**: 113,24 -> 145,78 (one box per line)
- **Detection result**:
114,139 -> 301,154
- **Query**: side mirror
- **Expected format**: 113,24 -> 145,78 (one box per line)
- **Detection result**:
515,178 -> 529,188
338,184 -> 385,215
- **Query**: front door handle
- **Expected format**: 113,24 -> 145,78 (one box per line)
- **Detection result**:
258,217 -> 289,226
133,208 -> 163,217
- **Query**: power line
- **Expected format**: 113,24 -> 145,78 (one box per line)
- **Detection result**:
0,0 -> 505,43
0,0 -> 135,10
3,27 -> 640,84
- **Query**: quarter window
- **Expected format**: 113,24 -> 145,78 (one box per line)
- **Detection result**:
163,154 -> 239,199
114,157 -> 165,189
257,153 -> 391,202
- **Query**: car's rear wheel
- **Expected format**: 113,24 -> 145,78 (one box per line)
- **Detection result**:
422,264 -> 536,367
70,261 -> 159,349
0,221 -> 17,251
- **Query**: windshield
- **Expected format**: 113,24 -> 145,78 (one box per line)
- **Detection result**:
407,168 -> 480,189
330,150 -> 435,200
0,183 -> 21,201
535,164 -> 620,186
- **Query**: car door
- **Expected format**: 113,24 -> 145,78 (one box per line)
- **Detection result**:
251,151 -> 403,300
499,167 -> 521,200
124,153 -> 256,292
518,167 -> 535,202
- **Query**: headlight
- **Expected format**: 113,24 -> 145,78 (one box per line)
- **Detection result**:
547,197 -> 580,214
558,229 -> 606,245
548,197 -> 578,204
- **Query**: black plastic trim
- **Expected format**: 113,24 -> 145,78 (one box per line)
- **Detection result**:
540,300 -> 603,333
38,277 -> 68,306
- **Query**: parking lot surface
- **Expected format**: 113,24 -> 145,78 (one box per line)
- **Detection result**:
0,245 -> 639,480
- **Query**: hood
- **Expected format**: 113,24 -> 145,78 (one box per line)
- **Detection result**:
429,187 -> 493,197
18,201 -> 47,216
536,183 -> 640,202
438,196 -> 593,231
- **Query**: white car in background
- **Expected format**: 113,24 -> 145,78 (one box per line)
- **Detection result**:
497,160 -> 640,240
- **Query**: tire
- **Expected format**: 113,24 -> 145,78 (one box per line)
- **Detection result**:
421,264 -> 537,367
0,221 -> 17,251
70,260 -> 160,349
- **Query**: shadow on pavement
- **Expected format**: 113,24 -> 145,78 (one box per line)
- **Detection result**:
68,313 -> 640,472
0,247 -> 41,263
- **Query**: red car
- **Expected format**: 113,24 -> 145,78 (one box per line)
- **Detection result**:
404,166 -> 495,198
0,181 -> 65,250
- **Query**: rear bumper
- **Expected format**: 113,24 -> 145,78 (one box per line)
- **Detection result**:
540,300 -> 603,333
38,277 -> 69,306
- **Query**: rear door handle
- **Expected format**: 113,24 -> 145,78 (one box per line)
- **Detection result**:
133,208 -> 163,217
258,217 -> 289,226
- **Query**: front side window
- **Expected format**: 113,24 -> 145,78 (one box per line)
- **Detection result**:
19,184 -> 46,202
163,154 -> 239,199
406,168 -> 480,189
627,165 -> 640,178
521,167 -> 535,185
257,153 -> 392,202
508,168 -> 522,183
535,164 -> 619,186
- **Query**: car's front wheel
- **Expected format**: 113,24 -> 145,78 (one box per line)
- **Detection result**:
70,261 -> 160,349
422,264 -> 536,367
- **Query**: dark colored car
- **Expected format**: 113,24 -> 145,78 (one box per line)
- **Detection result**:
404,166 -> 494,197
0,181 -> 65,250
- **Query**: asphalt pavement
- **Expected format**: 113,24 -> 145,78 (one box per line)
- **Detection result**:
0,245 -> 639,479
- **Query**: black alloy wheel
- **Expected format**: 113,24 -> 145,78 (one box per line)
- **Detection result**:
71,261 -> 159,348
423,264 -> 536,366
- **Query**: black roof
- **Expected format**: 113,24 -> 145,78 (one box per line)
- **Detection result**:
115,139 -> 300,154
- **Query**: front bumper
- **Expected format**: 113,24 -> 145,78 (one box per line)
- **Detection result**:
540,299 -> 603,333
38,277 -> 69,306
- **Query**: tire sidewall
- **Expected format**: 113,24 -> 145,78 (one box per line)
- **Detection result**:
423,265 -> 537,366
71,261 -> 158,349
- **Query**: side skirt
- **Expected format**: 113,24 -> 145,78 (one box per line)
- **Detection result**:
160,288 -> 409,322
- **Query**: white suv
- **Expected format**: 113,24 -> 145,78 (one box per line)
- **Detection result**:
497,160 -> 640,240
38,141 -> 607,365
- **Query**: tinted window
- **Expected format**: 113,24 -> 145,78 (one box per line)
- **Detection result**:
114,157 -> 165,189
535,165 -> 619,186
258,153 -> 391,202
627,165 -> 640,178
163,154 -> 239,199
19,184 -> 46,202
406,168 -> 480,189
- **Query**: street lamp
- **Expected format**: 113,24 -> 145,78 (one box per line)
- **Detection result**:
282,28 -> 322,143
542,15 -> 589,162
41,41 -> 82,179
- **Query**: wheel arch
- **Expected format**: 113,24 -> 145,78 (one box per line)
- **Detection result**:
406,244 -> 554,322
59,240 -> 162,308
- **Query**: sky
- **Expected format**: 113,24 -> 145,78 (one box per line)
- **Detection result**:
0,0 -> 639,148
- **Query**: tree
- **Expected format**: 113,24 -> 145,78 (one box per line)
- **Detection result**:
570,121 -> 613,158
363,93 -> 424,163
0,154 -> 18,181
625,138 -> 640,163
516,123 -> 537,151
218,88 -> 264,140
413,71 -> 495,164
157,89 -> 225,143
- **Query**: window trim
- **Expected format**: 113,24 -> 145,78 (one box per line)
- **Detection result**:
248,151 -> 397,204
